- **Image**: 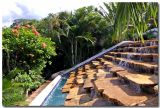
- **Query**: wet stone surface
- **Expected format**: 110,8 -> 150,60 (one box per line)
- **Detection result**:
57,39 -> 158,106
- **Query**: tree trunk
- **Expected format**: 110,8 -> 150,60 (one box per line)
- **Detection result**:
6,50 -> 10,73
71,39 -> 74,66
79,43 -> 82,63
75,40 -> 77,64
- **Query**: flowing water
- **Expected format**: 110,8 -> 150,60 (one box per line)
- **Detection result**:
118,53 -> 133,67
118,60 -> 127,67
150,41 -> 157,46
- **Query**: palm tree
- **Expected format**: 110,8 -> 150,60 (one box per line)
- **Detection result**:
37,6 -> 114,68
100,2 -> 158,43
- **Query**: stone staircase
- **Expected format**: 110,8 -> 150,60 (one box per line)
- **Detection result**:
61,39 -> 158,106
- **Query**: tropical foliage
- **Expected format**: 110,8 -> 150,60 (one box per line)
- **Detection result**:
2,2 -> 158,106
99,2 -> 158,42
37,6 -> 113,69
2,25 -> 56,106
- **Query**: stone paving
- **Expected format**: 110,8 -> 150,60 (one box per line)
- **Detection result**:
61,39 -> 158,106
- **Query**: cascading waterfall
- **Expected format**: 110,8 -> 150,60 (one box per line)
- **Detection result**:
137,47 -> 150,53
139,55 -> 142,61
118,53 -> 133,67
127,53 -> 133,60
129,81 -> 141,93
150,41 -> 156,46
137,47 -> 142,53
126,54 -> 133,67
118,60 -> 127,67
118,60 -> 123,66
144,48 -> 150,53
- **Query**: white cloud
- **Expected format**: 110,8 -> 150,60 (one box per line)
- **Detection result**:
2,0 -> 22,16
1,0 -> 106,27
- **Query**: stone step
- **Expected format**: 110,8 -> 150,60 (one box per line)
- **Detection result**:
76,74 -> 87,79
112,45 -> 158,53
103,60 -> 114,66
86,70 -> 97,74
94,78 -> 151,106
91,59 -> 105,69
108,52 -> 158,63
68,71 -> 76,77
65,94 -> 92,106
91,60 -> 101,66
87,74 -> 97,80
96,57 -> 106,63
80,97 -> 113,106
84,64 -> 92,70
65,77 -> 75,84
77,71 -> 86,76
104,55 -> 158,74
100,60 -> 158,93
85,69 -> 97,73
83,78 -> 94,90
143,95 -> 158,106
96,69 -> 113,78
92,62 -> 101,66
87,73 -> 96,77
96,69 -> 109,78
66,86 -> 80,100
63,39 -> 158,106
95,65 -> 104,69
102,60 -> 158,85
121,72 -> 158,85
92,60 -> 100,63
119,39 -> 158,48
116,70 -> 158,93
102,61 -> 115,71
78,67 -> 83,71
109,67 -> 125,75
132,40 -> 158,47
76,78 -> 85,85
62,84 -> 74,93
94,77 -> 122,93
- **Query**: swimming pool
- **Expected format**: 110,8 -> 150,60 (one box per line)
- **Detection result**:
42,77 -> 68,106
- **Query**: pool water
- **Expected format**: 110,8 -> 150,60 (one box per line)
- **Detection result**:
42,77 -> 67,106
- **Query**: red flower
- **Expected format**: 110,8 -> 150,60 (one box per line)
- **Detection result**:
41,42 -> 47,48
32,27 -> 39,36
14,24 -> 20,29
12,29 -> 19,37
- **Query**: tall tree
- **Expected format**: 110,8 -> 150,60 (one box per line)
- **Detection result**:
37,6 -> 110,68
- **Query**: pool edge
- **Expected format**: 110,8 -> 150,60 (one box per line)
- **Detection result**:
29,75 -> 62,106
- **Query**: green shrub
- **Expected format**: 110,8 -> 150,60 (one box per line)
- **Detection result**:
3,27 -> 56,73
2,25 -> 57,106
2,78 -> 26,106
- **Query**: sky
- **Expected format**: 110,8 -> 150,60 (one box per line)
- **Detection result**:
1,0 -> 107,27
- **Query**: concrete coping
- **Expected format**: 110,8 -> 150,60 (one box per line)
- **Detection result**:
29,75 -> 62,106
